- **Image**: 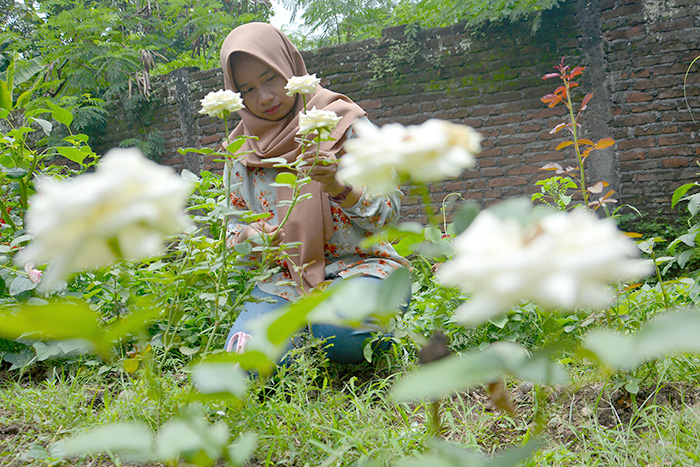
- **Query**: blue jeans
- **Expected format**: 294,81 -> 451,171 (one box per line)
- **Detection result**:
225,276 -> 407,364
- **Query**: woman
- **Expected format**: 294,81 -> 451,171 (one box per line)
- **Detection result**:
220,22 -> 409,364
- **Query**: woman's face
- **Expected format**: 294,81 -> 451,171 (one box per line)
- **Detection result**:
232,53 -> 296,121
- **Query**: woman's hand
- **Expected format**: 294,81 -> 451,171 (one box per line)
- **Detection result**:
240,221 -> 285,247
297,150 -> 345,197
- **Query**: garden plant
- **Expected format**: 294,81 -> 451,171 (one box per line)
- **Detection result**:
2,52 -> 700,467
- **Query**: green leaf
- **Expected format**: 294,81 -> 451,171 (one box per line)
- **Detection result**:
56,146 -> 86,164
395,438 -> 541,467
51,423 -> 154,459
672,182 -> 696,208
46,101 -> 73,128
0,81 -> 12,111
0,301 -> 101,342
0,59 -> 13,111
689,193 -> 700,216
123,358 -> 139,373
379,267 -> 412,311
274,172 -> 297,185
5,167 -> 28,179
582,309 -> 700,371
31,117 -> 53,136
100,306 -> 160,346
190,362 -> 247,398
179,345 -> 200,356
3,348 -> 36,370
181,169 -> 201,183
228,432 -> 257,467
451,201 -> 480,236
224,135 -> 256,155
233,241 -> 253,255
392,342 -> 561,401
393,342 -> 568,401
9,276 -> 37,296
0,80 -> 12,111
154,411 -> 229,463
13,58 -> 44,87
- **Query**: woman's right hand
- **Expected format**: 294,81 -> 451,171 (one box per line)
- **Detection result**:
240,222 -> 285,247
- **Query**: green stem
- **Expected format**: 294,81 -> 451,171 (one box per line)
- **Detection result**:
564,79 -> 589,208
650,248 -> 669,308
441,193 -> 463,235
224,116 -> 231,227
429,400 -> 442,437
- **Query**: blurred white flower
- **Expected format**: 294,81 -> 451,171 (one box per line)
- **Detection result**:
297,107 -> 342,140
199,90 -> 245,119
338,119 -> 481,194
24,262 -> 42,284
437,208 -> 653,325
16,148 -> 193,289
285,74 -> 321,96
338,120 -> 403,195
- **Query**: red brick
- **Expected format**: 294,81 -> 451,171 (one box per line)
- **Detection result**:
625,25 -> 646,38
661,158 -> 691,168
626,92 -> 654,103
660,134 -> 697,146
483,167 -> 505,177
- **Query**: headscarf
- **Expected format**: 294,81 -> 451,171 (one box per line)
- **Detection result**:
220,22 -> 366,292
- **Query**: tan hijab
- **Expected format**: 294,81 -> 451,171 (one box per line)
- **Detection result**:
220,22 -> 365,292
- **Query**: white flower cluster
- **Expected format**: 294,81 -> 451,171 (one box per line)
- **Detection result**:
16,148 -> 193,289
199,89 -> 245,119
285,74 -> 321,96
437,208 -> 653,325
297,107 -> 342,140
339,119 -> 482,194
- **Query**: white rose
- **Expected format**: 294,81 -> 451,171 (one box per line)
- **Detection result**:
199,89 -> 245,119
16,148 -> 194,289
297,107 -> 342,140
437,208 -> 653,325
285,74 -> 321,96
339,120 -> 403,195
337,119 -> 482,195
399,120 -> 480,183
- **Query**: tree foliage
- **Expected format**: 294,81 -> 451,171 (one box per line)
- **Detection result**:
1,0 -> 271,101
283,0 -> 562,48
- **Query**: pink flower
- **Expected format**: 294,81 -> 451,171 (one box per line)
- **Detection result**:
24,262 -> 42,283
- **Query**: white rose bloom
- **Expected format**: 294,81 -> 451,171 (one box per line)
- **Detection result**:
338,119 -> 481,195
16,148 -> 194,289
437,208 -> 653,325
199,89 -> 245,119
400,120 -> 481,183
339,120 -> 403,195
297,107 -> 342,140
285,74 -> 321,96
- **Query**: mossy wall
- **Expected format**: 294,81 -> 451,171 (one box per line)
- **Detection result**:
92,0 -> 700,221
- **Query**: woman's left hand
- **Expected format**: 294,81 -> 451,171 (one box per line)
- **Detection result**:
297,150 -> 345,195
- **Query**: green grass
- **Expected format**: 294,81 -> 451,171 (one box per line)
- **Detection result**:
2,271 -> 700,466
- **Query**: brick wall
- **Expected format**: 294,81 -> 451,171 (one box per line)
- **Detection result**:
92,0 -> 700,222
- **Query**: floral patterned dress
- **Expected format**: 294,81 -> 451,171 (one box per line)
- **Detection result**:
225,127 -> 410,301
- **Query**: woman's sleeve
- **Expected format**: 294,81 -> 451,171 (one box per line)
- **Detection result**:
335,188 -> 402,232
224,164 -> 250,249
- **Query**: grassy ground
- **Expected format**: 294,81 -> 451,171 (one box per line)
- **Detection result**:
3,346 -> 700,466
